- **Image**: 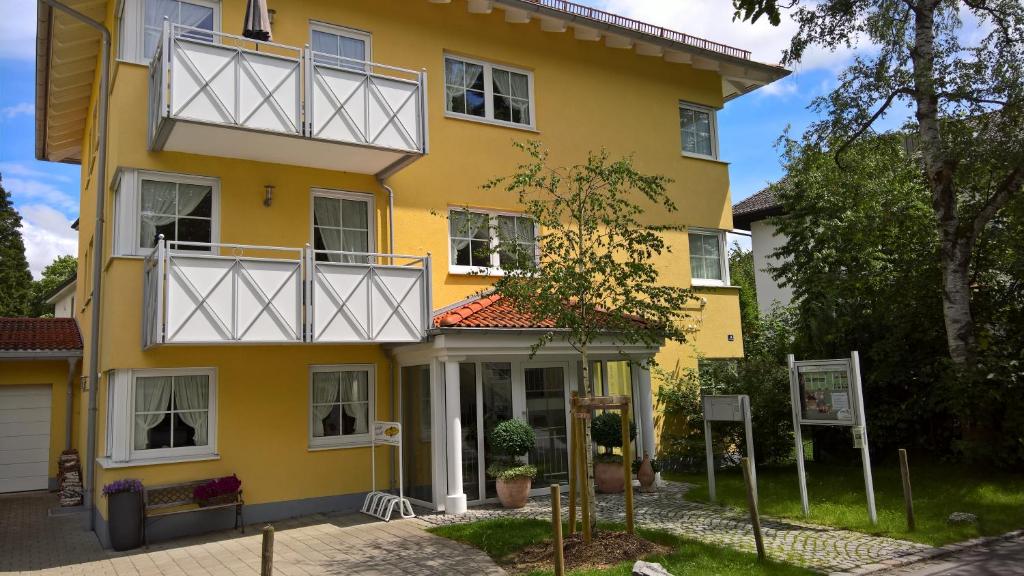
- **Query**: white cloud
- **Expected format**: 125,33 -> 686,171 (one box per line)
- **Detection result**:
0,0 -> 37,61
0,102 -> 33,120
19,204 -> 78,279
0,162 -> 71,182
3,176 -> 78,212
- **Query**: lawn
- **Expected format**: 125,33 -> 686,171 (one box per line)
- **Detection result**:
428,518 -> 815,576
666,461 -> 1024,546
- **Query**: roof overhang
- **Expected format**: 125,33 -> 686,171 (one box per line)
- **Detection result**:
0,350 -> 83,360
390,330 -> 661,363
732,205 -> 785,231
35,0 -> 107,164
45,277 -> 77,305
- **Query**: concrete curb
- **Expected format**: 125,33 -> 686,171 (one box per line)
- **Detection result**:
829,529 -> 1024,576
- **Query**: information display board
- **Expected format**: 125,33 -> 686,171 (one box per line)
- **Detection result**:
702,394 -> 756,505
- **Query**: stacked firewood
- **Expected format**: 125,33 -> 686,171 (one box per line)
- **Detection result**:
58,449 -> 83,507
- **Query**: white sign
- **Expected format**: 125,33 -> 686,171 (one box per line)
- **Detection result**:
703,395 -> 744,422
702,394 -> 757,506
373,421 -> 402,447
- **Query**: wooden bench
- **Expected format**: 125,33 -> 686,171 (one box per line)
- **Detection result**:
142,478 -> 244,545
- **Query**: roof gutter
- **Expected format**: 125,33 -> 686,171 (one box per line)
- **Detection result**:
38,0 -> 110,532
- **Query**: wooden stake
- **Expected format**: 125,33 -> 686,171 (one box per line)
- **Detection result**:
261,525 -> 274,576
551,484 -> 565,576
579,415 -> 592,544
899,449 -> 915,531
621,401 -> 634,534
741,458 -> 766,561
568,396 -> 577,535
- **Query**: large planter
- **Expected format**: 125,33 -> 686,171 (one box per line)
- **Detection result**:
595,461 -> 625,494
496,477 -> 532,508
107,491 -> 143,551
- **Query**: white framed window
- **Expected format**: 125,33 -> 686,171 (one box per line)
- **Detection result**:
449,208 -> 537,274
309,364 -> 375,449
105,368 -> 218,464
118,0 -> 221,64
113,168 -> 220,256
679,102 -> 718,160
310,21 -> 371,70
310,189 -> 375,262
444,55 -> 535,129
688,228 -> 729,286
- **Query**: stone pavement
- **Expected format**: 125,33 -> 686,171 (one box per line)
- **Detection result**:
418,481 -> 934,575
0,491 -> 504,575
872,533 -> 1024,576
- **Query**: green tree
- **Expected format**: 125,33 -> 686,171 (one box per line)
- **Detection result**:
729,243 -> 759,335
31,255 -> 77,316
0,177 -> 33,316
483,141 -> 695,527
733,0 -> 1024,366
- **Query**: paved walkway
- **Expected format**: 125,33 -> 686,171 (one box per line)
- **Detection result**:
0,492 -> 504,576
419,482 -> 934,575
874,534 -> 1024,576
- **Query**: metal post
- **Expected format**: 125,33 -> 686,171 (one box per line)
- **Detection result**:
899,448 -> 915,531
621,400 -> 634,534
742,395 -> 758,507
704,417 -> 716,503
551,484 -> 564,576
788,354 -> 810,516
851,351 -> 877,525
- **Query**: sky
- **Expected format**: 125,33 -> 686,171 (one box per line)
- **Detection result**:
0,0 -> 908,277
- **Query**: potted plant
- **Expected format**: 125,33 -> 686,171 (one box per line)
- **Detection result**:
486,419 -> 537,508
193,475 -> 242,507
632,452 -> 661,493
591,412 -> 636,494
103,479 -> 144,551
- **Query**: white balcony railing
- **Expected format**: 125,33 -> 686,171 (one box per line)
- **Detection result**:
148,23 -> 427,175
143,239 -> 432,348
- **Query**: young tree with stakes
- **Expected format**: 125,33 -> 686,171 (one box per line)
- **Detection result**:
479,141 -> 695,528
732,0 -> 1024,366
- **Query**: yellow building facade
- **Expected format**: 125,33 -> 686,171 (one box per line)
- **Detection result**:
35,0 -> 786,545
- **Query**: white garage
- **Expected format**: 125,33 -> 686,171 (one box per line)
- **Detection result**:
0,385 -> 52,493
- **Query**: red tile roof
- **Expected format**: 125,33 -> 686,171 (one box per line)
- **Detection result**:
0,318 -> 83,352
434,293 -> 647,330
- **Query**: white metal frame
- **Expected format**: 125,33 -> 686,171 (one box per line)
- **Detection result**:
688,227 -> 730,287
309,188 -> 377,254
123,367 -> 218,462
443,53 -> 536,131
447,206 -> 539,275
308,364 -> 376,449
114,168 -> 221,257
361,419 -> 416,521
679,101 -> 719,161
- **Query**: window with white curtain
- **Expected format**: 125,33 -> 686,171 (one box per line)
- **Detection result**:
113,169 -> 220,257
680,102 -> 718,159
688,229 -> 728,285
142,0 -> 219,60
104,368 -> 218,464
310,21 -> 371,70
310,365 -> 374,448
449,208 -> 537,274
444,56 -> 534,128
311,189 -> 374,262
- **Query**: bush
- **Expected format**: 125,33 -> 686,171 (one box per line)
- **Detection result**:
486,463 -> 537,480
489,419 -> 535,458
591,411 -> 636,452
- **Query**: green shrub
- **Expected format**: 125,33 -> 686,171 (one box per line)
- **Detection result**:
486,463 -> 537,480
591,412 -> 636,452
489,419 -> 535,458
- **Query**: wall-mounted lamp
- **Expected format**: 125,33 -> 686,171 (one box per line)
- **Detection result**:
268,9 -> 276,24
263,184 -> 275,207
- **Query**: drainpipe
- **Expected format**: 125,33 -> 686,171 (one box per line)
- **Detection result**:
40,0 -> 110,531
65,356 -> 80,450
379,177 -> 397,489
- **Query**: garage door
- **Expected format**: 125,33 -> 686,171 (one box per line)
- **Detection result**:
0,385 -> 52,493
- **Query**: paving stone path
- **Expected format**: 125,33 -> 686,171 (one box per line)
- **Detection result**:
418,482 -> 934,575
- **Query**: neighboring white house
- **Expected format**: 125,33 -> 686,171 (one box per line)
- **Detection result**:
733,186 -> 793,313
45,276 -> 76,319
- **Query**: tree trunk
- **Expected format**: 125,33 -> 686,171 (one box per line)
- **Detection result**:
579,347 -> 598,530
910,1 -> 975,365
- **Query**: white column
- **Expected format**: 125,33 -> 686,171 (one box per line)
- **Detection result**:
444,360 -> 467,514
638,363 -> 657,473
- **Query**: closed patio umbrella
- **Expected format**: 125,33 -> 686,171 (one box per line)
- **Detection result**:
243,0 -> 272,42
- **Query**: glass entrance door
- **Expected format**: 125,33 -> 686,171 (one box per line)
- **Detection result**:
523,365 -> 570,486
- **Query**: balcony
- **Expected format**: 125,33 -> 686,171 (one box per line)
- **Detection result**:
148,23 -> 427,177
142,239 -> 432,347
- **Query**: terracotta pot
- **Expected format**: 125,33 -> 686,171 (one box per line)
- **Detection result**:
594,461 -> 625,493
637,452 -> 656,493
496,476 -> 532,508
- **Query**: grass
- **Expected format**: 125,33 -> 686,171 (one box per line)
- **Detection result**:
428,518 -> 815,576
666,461 -> 1024,546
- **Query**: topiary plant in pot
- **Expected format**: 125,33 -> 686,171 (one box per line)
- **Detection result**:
486,419 -> 537,508
591,412 -> 637,494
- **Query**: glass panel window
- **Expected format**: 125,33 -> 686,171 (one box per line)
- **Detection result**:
459,363 -> 479,501
311,24 -> 370,70
481,362 -> 513,499
449,210 -> 492,268
445,56 -> 533,127
689,230 -> 725,283
313,192 -> 372,262
144,0 -> 217,59
680,104 -> 717,158
311,365 -> 374,449
402,365 -> 433,503
497,214 -> 537,269
133,373 -> 211,452
450,209 -> 536,272
139,178 -> 213,251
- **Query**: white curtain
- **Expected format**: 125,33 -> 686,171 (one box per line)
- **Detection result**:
312,372 -> 340,437
341,371 -> 369,434
174,375 -> 210,446
509,73 -> 530,123
134,376 -> 172,450
139,181 -> 209,249
144,0 -> 216,59
446,60 -> 483,114
314,196 -> 343,263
